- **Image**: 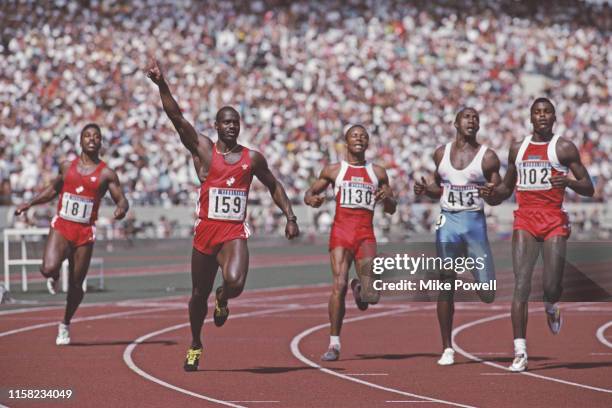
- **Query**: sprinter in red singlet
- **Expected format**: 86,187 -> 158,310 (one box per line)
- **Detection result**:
14,123 -> 129,345
305,125 -> 396,361
481,98 -> 594,372
147,60 -> 299,371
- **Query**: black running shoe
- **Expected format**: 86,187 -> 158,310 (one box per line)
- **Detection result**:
350,278 -> 368,311
213,287 -> 230,327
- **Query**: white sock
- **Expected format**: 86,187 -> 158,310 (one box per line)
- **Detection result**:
514,338 -> 526,355
329,336 -> 340,350
544,302 -> 556,313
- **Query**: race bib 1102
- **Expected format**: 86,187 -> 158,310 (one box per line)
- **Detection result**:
517,161 -> 552,191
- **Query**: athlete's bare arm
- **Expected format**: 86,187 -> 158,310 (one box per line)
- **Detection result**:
373,165 -> 397,214
480,141 -> 520,205
147,60 -> 213,177
251,150 -> 299,239
479,149 -> 502,205
304,164 -> 340,208
14,161 -> 70,215
554,138 -> 594,197
101,168 -> 129,220
414,146 -> 443,199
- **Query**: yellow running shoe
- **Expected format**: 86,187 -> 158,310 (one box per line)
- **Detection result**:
184,347 -> 202,372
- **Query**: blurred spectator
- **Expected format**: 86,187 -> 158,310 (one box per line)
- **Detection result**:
1,0 -> 609,236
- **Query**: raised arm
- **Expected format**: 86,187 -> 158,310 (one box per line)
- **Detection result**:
373,165 -> 397,215
554,138 -> 594,197
103,168 -> 129,220
251,150 -> 299,239
304,165 -> 337,208
14,161 -> 69,216
413,146 -> 444,199
147,60 -> 206,155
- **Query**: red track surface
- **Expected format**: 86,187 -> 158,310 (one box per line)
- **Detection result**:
1,286 -> 611,407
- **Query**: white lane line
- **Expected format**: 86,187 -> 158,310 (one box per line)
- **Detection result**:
0,305 -> 64,316
0,307 -> 171,338
124,308 -> 291,408
479,373 -> 514,376
290,305 -> 476,408
590,353 -> 612,356
595,321 -> 612,349
228,401 -> 280,403
471,352 -> 506,355
386,401 -> 438,403
347,373 -> 389,376
124,319 -> 245,408
233,291 -> 330,305
452,313 -> 612,394
123,297 -> 329,407
0,283 -> 329,316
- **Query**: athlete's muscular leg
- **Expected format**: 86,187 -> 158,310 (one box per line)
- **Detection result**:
466,238 -> 496,304
63,243 -> 93,325
511,230 -> 541,339
189,248 -> 219,348
40,229 -> 70,279
329,247 -> 353,336
542,236 -> 567,304
355,256 -> 379,304
216,239 -> 249,301
437,270 -> 456,351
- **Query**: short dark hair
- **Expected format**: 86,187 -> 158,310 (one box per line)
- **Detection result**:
81,123 -> 101,137
530,98 -> 555,114
215,106 -> 240,122
344,124 -> 367,140
454,107 -> 478,123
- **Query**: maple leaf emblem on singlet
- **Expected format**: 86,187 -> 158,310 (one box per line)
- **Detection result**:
90,176 -> 97,182
76,186 -> 84,194
242,164 -> 248,170
226,177 -> 236,186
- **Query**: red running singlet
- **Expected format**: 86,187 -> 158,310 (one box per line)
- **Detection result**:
513,134 -> 570,240
329,161 -> 378,259
193,146 -> 253,255
51,159 -> 106,246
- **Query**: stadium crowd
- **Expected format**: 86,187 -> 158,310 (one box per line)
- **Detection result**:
1,0 -> 610,234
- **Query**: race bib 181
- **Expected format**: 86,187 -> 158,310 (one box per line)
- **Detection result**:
59,193 -> 95,223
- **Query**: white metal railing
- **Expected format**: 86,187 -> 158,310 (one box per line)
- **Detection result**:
3,228 -> 103,293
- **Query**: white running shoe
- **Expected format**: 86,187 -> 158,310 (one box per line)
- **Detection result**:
56,323 -> 71,346
437,348 -> 455,366
47,278 -> 59,295
509,353 -> 528,372
545,304 -> 562,335
321,346 -> 340,361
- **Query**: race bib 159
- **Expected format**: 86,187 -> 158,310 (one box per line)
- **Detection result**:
208,188 -> 248,221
